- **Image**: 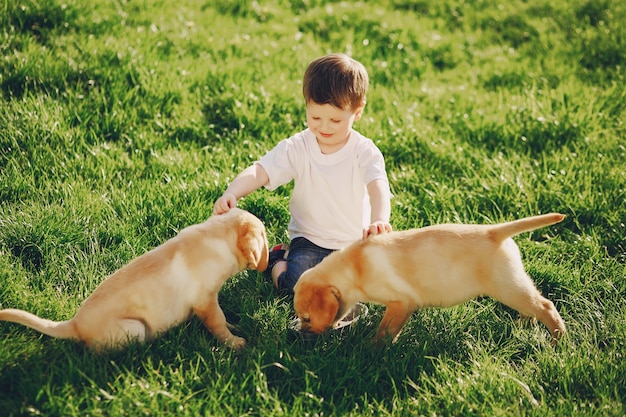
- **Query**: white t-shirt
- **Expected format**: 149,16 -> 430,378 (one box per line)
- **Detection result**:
258,128 -> 388,250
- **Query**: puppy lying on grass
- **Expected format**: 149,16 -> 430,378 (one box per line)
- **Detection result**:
293,213 -> 566,344
0,208 -> 268,352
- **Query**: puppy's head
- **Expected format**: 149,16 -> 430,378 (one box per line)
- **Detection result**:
235,211 -> 269,272
293,272 -> 341,334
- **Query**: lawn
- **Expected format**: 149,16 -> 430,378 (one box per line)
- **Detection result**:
0,0 -> 625,415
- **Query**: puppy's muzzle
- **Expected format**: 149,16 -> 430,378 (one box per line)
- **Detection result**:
292,316 -> 326,335
297,317 -> 313,333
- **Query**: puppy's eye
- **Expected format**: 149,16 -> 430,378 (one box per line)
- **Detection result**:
302,316 -> 310,323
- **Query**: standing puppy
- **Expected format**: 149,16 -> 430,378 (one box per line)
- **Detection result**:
293,213 -> 566,344
0,208 -> 268,352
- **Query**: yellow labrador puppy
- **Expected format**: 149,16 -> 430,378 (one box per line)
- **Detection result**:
0,208 -> 268,352
293,213 -> 566,344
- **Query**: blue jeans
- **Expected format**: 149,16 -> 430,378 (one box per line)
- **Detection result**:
276,237 -> 335,296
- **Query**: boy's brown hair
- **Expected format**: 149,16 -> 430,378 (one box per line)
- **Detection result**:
303,53 -> 369,111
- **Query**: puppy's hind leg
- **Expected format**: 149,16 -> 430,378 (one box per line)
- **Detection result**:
118,318 -> 149,342
515,295 -> 565,343
491,272 -> 566,343
83,318 -> 149,352
531,296 -> 566,342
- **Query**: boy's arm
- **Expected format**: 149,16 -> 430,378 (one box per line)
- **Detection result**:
363,179 -> 393,239
213,164 -> 270,214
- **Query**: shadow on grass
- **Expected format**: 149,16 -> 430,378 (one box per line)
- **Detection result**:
0,321 -> 248,415
243,302 -> 537,413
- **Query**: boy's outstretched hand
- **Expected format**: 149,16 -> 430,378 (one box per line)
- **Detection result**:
363,221 -> 392,239
213,193 -> 238,215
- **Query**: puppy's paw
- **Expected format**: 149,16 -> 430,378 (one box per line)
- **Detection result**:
550,328 -> 567,347
373,333 -> 392,349
227,335 -> 246,350
372,337 -> 385,350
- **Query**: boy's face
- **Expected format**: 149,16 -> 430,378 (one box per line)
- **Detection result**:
306,101 -> 364,154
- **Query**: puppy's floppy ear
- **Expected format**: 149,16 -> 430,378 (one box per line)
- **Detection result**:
308,285 -> 341,333
237,221 -> 269,271
254,228 -> 269,271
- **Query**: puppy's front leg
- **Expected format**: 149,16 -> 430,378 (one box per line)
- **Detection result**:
193,296 -> 246,349
375,301 -> 414,344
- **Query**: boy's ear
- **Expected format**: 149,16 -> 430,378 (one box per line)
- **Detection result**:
354,102 -> 366,121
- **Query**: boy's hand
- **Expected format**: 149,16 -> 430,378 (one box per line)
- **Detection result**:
213,193 -> 237,215
362,221 -> 392,239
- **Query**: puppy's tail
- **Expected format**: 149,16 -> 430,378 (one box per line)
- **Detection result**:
0,309 -> 79,340
489,213 -> 565,243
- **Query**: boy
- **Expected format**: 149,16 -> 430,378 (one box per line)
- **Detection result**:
214,53 -> 392,296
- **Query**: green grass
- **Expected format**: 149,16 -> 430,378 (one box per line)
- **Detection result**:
1,0 -> 625,415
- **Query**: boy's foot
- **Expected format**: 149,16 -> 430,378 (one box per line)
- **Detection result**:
332,302 -> 369,331
265,243 -> 289,286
